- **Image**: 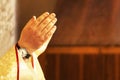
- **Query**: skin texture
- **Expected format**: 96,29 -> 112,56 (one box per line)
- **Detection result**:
18,12 -> 57,55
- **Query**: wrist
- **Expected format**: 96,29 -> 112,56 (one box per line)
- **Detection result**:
18,41 -> 34,54
16,43 -> 31,59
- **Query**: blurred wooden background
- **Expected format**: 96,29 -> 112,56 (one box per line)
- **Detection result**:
17,0 -> 120,80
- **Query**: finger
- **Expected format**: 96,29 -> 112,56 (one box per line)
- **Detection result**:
45,25 -> 57,39
38,13 -> 56,31
37,12 -> 49,24
41,18 -> 57,35
25,16 -> 36,28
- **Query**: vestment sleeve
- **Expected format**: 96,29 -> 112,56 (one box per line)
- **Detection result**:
0,46 -> 17,80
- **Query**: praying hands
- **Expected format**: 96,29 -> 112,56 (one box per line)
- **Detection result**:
18,12 -> 57,55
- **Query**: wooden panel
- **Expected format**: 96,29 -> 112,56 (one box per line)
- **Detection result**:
60,54 -> 80,80
45,54 -> 117,80
115,55 -> 120,80
45,54 -> 61,80
84,55 -> 115,80
43,54 -> 120,80
103,55 -> 115,80
40,47 -> 120,80
45,46 -> 120,54
46,46 -> 99,54
101,47 -> 120,54
84,55 -> 105,80
45,54 -> 56,80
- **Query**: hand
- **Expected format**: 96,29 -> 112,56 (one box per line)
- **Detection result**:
18,12 -> 57,55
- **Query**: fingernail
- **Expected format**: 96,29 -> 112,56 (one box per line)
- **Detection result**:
54,18 -> 57,21
51,13 -> 56,17
52,18 -> 57,23
53,26 -> 57,32
33,16 -> 36,20
53,25 -> 57,29
45,12 -> 49,15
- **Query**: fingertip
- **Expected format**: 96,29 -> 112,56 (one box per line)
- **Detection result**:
45,12 -> 49,15
51,13 -> 56,17
37,12 -> 50,21
53,25 -> 57,31
54,25 -> 56,27
54,18 -> 57,22
33,16 -> 36,20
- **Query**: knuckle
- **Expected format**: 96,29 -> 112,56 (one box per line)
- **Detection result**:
42,14 -> 48,19
49,13 -> 55,19
38,13 -> 49,21
51,18 -> 57,24
43,19 -> 50,25
48,22 -> 53,27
